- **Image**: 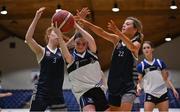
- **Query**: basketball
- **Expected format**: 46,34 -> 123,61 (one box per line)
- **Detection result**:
52,10 -> 75,32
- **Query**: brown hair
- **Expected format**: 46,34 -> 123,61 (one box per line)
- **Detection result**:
74,32 -> 83,40
143,41 -> 154,48
44,27 -> 53,44
126,17 -> 143,33
126,17 -> 144,44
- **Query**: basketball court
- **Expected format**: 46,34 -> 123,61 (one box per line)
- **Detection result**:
0,0 -> 180,111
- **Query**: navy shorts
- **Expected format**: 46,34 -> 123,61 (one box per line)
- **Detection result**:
145,92 -> 168,105
30,93 -> 66,111
79,87 -> 109,111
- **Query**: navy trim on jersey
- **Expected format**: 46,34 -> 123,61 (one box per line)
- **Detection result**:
67,49 -> 98,73
137,58 -> 167,77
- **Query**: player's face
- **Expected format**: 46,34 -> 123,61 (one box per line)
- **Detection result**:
48,31 -> 59,46
75,38 -> 88,53
142,43 -> 153,56
122,19 -> 137,38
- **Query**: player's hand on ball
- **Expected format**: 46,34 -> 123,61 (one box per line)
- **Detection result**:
52,22 -> 63,38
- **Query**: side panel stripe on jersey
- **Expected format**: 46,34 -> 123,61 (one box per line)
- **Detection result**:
157,59 -> 162,69
141,61 -> 144,72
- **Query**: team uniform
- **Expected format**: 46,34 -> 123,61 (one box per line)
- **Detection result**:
108,36 -> 141,106
67,49 -> 109,111
137,58 -> 168,104
30,46 -> 66,111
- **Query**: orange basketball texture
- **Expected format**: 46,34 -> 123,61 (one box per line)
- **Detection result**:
52,10 -> 75,32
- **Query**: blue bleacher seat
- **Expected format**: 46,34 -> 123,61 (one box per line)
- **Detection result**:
0,88 -> 179,111
0,89 -> 32,108
63,90 -> 80,111
0,89 -> 80,111
168,89 -> 180,108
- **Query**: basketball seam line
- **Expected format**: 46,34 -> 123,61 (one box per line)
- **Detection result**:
59,12 -> 71,30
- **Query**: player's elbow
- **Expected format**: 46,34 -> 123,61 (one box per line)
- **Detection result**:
25,35 -> 33,43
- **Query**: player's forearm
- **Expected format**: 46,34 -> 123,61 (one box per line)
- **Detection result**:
58,36 -> 73,63
75,23 -> 94,41
80,20 -> 105,38
166,79 -> 175,90
81,19 -> 118,45
119,33 -> 138,52
25,17 -> 39,42
75,23 -> 97,52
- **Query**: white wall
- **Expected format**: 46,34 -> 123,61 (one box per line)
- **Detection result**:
153,37 -> 180,70
0,36 -> 180,89
0,37 -> 37,89
0,37 -> 38,72
153,37 -> 180,88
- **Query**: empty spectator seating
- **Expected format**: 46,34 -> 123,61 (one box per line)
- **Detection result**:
0,89 -> 32,108
0,88 -> 179,111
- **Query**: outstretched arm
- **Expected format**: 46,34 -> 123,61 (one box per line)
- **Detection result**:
74,23 -> 97,53
25,7 -> 45,59
66,7 -> 90,49
65,34 -> 75,49
107,20 -> 141,57
75,16 -> 119,46
53,23 -> 73,64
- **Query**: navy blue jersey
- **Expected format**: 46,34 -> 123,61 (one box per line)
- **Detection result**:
108,36 -> 141,95
37,47 -> 65,99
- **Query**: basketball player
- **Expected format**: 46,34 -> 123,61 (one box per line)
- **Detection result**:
136,41 -> 179,111
52,21 -> 109,111
76,14 -> 143,111
25,7 -> 67,111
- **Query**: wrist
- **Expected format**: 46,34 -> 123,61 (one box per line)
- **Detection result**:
33,16 -> 40,22
117,31 -> 123,37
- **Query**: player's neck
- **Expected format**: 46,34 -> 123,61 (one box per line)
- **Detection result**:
145,54 -> 153,62
47,43 -> 57,50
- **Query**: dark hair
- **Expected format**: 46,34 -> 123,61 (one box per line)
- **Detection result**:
74,32 -> 83,40
143,41 -> 154,48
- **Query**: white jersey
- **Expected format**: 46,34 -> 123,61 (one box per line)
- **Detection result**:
67,49 -> 105,103
137,58 -> 167,98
